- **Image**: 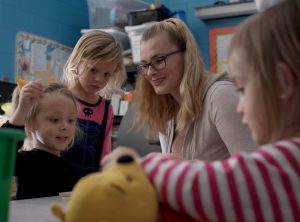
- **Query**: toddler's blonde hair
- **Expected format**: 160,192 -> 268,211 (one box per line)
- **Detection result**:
62,30 -> 126,97
228,0 -> 300,143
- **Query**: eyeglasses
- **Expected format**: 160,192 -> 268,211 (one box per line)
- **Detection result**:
137,49 -> 184,75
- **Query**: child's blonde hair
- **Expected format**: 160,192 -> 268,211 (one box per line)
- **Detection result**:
25,83 -> 78,139
11,86 -> 33,150
62,30 -> 126,97
134,18 -> 206,135
228,0 -> 300,143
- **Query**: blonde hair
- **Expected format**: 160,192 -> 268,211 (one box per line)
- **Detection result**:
228,0 -> 300,143
25,83 -> 78,139
11,87 -> 34,150
62,30 -> 126,97
134,18 -> 206,135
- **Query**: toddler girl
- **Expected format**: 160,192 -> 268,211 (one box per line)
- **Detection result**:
13,83 -> 80,199
61,30 -> 126,176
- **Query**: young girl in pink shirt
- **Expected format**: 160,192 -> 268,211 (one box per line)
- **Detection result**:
61,30 -> 126,177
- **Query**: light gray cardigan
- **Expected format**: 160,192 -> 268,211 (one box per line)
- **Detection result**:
159,72 -> 257,160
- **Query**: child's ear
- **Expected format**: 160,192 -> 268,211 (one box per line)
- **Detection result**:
277,63 -> 296,99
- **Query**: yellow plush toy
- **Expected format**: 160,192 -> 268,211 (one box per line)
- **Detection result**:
51,155 -> 159,222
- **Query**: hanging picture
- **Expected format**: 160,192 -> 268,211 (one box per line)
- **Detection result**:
15,32 -> 72,83
209,26 -> 236,73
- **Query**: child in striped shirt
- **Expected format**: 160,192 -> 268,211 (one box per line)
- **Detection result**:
102,1 -> 300,221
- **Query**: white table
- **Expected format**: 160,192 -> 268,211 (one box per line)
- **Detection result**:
9,196 -> 68,222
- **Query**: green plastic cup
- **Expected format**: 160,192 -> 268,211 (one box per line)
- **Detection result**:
0,128 -> 24,222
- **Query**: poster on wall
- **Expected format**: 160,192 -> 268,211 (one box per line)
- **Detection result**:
15,32 -> 72,83
209,26 -> 236,74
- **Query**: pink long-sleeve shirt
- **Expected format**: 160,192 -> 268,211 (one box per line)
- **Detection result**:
141,138 -> 300,222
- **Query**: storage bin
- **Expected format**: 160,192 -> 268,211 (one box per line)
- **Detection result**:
87,0 -> 149,29
128,10 -> 159,26
125,23 -> 154,64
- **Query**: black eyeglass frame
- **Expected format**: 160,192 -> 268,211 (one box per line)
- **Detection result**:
136,49 -> 184,75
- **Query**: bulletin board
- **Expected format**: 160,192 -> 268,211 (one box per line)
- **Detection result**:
15,32 -> 72,83
209,26 -> 236,73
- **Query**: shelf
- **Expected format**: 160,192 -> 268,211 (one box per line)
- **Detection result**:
195,2 -> 257,20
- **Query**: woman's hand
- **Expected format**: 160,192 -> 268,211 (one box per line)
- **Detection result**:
101,146 -> 140,171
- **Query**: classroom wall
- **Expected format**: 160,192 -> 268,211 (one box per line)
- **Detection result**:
0,0 -> 89,82
0,0 -> 250,82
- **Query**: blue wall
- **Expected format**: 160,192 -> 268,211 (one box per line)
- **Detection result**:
0,0 -> 89,82
0,0 -> 250,82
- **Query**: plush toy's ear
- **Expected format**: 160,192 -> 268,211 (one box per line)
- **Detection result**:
51,203 -> 66,222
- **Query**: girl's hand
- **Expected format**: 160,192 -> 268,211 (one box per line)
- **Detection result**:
9,81 -> 43,125
18,81 -> 43,112
101,146 -> 140,171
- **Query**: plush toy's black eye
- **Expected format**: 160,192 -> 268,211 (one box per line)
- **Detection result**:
117,155 -> 134,164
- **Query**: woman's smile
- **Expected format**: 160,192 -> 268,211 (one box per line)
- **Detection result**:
151,77 -> 165,86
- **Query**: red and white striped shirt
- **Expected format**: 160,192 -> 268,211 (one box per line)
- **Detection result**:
141,138 -> 300,222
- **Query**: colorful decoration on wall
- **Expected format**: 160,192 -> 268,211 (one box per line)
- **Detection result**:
209,26 -> 236,73
15,32 -> 72,84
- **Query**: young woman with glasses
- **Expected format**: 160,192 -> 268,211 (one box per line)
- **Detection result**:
133,18 -> 256,161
